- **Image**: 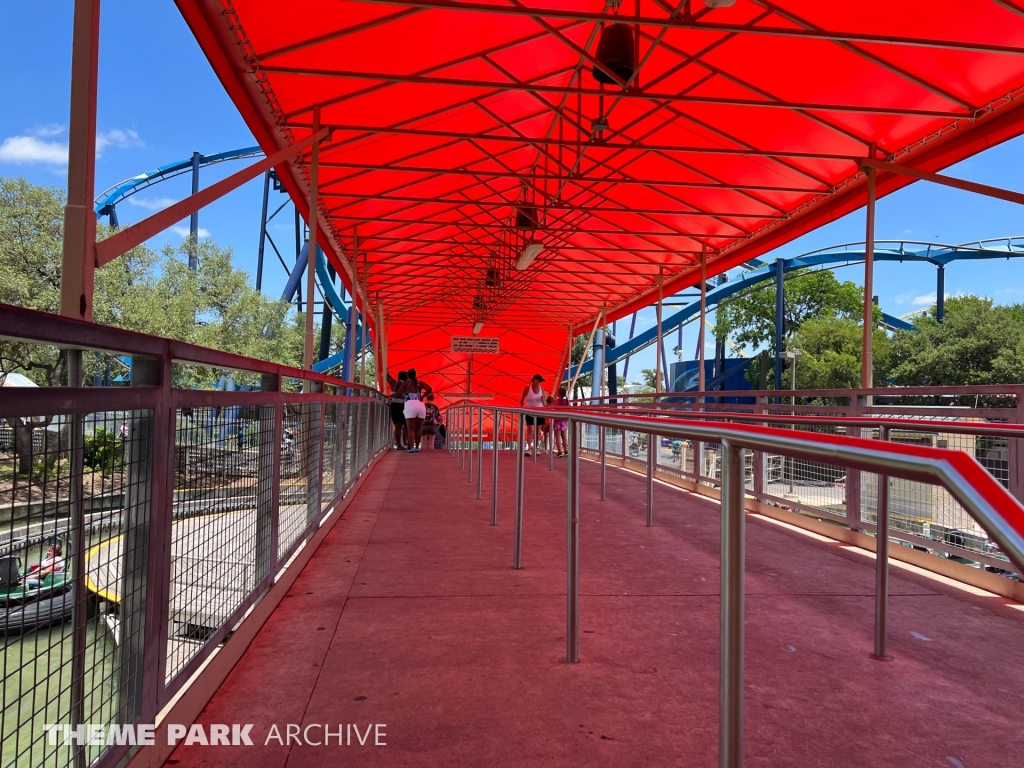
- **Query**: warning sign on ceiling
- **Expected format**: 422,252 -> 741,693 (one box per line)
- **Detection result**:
450,336 -> 500,354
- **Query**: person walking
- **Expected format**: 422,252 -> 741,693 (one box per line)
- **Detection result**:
519,373 -> 546,456
553,386 -> 569,457
386,370 -> 410,449
398,368 -> 432,452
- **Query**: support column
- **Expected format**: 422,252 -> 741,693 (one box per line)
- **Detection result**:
699,245 -> 707,395
189,151 -> 201,269
774,257 -> 785,393
255,170 -> 270,292
936,264 -> 946,322
872,425 -> 892,661
303,105 -> 321,377
655,269 -> 664,397
318,260 -> 335,362
59,0 -> 101,322
862,163 -> 877,390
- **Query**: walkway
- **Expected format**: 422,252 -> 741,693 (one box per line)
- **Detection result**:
168,449 -> 1024,767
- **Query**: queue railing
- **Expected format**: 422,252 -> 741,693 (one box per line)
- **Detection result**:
447,403 -> 1024,768
0,304 -> 390,768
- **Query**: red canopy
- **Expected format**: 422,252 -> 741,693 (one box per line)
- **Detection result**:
177,0 -> 1024,402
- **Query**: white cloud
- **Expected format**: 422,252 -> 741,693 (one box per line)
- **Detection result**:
128,196 -> 178,211
30,124 -> 65,138
172,226 -> 211,239
911,293 -> 937,305
0,135 -> 68,165
0,126 -> 142,166
96,128 -> 142,156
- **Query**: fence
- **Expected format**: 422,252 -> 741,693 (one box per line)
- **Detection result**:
447,403 -> 1024,768
570,389 -> 1024,573
0,305 -> 389,768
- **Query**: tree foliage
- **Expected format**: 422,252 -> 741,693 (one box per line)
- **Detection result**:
715,269 -> 865,355
787,316 -> 890,390
889,296 -> 1024,386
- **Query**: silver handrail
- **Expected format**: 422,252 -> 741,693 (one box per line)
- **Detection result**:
450,403 -> 1024,768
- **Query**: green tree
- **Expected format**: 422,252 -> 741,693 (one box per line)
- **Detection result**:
0,175 -> 324,471
715,269 -> 865,356
889,295 -> 1024,386
787,316 -> 890,390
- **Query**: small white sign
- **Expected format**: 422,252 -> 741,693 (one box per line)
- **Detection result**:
450,336 -> 500,354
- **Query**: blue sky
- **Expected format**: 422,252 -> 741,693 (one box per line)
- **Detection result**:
4,2 -> 1024,382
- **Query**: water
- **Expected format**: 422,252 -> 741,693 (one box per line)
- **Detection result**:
2,535 -> 120,768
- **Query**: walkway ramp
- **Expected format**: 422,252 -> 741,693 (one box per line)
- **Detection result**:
169,450 -> 1024,767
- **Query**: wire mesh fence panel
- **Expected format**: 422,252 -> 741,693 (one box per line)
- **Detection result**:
321,403 -> 341,510
276,403 -> 320,563
164,404 -> 269,685
1,409 -> 152,768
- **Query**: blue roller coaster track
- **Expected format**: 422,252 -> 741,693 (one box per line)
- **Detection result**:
93,147 -> 365,375
565,237 -> 1024,383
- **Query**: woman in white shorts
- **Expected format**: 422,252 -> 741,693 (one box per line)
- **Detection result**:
399,368 -> 432,452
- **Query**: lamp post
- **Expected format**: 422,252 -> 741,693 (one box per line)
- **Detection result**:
782,348 -> 803,495
783,348 -> 804,406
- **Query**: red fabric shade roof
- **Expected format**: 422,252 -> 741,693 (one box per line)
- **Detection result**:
178,0 -> 1024,403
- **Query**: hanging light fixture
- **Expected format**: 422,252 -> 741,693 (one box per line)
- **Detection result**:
593,23 -> 635,85
702,0 -> 736,7
516,242 -> 543,271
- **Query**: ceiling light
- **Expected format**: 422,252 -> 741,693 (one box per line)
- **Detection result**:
516,242 -> 543,271
473,322 -> 485,335
593,23 -> 635,85
702,0 -> 736,7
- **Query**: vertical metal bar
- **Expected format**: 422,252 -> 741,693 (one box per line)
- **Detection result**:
303,105 -> 320,374
66,351 -> 87,768
720,439 -> 746,768
936,264 -> 946,322
872,425 -> 892,661
774,257 -> 785,394
655,269 -> 663,396
566,418 -> 580,663
491,409 -> 499,525
646,431 -> 655,526
549,418 -> 555,471
599,425 -> 607,500
256,169 -> 270,292
699,243 -> 707,395
477,405 -> 484,498
189,151 -> 201,264
59,0 -> 100,322
513,411 -> 525,570
863,159 -> 877,390
468,405 -> 475,483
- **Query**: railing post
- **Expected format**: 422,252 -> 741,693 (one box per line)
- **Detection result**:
752,448 -> 764,500
599,425 -> 607,499
872,425 -> 892,661
513,411 -> 525,570
720,439 -> 746,768
477,405 -> 484,499
549,419 -> 555,471
257,373 -> 281,587
646,431 -> 655,526
566,417 -> 580,663
468,405 -> 475,484
491,408 -> 499,525
66,351 -> 88,768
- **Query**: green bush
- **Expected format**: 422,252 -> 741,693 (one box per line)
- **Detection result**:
84,427 -> 123,475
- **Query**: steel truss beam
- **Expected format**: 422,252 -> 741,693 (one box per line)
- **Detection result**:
263,65 -> 969,119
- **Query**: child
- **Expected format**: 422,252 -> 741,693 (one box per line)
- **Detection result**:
552,387 -> 569,457
422,394 -> 441,450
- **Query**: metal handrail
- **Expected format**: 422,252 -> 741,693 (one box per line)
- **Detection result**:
449,403 -> 1024,768
574,404 -> 1024,440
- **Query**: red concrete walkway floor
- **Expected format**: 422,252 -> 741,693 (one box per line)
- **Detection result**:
167,449 -> 1024,767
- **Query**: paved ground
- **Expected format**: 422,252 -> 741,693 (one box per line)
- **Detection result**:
167,448 -> 1024,767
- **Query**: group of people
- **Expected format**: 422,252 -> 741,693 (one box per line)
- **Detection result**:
387,369 -> 444,452
520,374 -> 570,457
386,369 -> 572,457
